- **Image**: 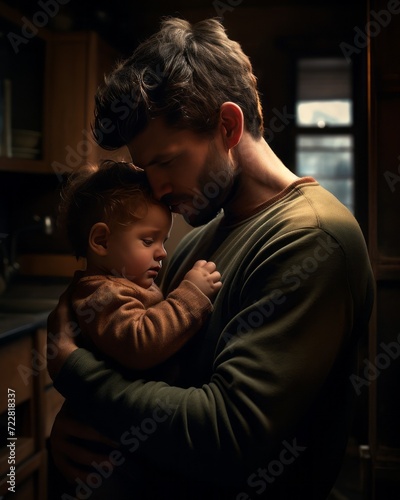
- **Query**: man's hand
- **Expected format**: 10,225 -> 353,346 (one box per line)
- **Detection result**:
51,403 -> 119,483
47,286 -> 80,381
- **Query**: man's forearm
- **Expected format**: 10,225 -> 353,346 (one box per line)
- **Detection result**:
53,347 -> 276,488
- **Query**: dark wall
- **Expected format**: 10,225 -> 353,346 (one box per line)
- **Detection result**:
1,0 -> 367,256
0,172 -> 70,256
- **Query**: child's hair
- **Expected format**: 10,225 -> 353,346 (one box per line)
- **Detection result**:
59,160 -> 158,259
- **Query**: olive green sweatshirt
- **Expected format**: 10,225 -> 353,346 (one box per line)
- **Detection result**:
54,178 -> 374,499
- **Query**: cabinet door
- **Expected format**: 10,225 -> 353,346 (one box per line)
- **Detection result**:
0,5 -> 50,173
46,31 -> 130,179
367,0 -> 400,498
0,335 -> 36,495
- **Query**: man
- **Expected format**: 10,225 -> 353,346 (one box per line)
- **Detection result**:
48,17 -> 374,499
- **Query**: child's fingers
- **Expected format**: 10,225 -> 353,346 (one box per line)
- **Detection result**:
203,261 -> 218,272
210,270 -> 222,282
192,259 -> 208,269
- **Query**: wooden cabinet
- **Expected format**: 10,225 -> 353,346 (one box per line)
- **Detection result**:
0,327 -> 64,499
366,0 -> 400,498
0,2 -> 129,175
46,31 -> 130,179
0,2 -> 50,173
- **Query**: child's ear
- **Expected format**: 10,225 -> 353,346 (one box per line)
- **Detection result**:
88,223 -> 110,256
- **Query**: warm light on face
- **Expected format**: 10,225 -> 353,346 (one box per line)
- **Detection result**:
106,202 -> 172,288
128,118 -> 237,227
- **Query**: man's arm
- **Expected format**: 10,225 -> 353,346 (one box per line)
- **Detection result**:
49,402 -> 119,482
49,231 -> 361,488
47,288 -> 79,377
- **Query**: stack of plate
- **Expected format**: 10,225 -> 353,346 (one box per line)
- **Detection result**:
12,129 -> 41,159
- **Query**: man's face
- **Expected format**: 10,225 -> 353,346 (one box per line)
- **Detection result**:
128,118 -> 237,226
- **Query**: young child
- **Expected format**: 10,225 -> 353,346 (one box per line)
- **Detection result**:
58,159 -> 222,375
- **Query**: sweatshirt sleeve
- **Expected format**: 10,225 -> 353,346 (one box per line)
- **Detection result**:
54,229 -> 372,489
72,278 -> 212,370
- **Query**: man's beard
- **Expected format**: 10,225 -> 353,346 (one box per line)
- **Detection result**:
173,144 -> 238,227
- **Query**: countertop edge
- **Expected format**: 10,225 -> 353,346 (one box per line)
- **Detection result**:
0,312 -> 49,344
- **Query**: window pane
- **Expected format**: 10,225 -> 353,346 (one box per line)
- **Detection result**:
296,134 -> 354,212
297,151 -> 353,178
296,100 -> 352,127
297,135 -> 353,149
297,58 -> 352,100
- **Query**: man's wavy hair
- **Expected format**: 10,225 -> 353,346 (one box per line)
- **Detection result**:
93,17 -> 264,150
59,160 -> 157,259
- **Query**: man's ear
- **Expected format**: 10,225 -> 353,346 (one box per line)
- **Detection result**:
88,222 -> 110,256
219,102 -> 244,150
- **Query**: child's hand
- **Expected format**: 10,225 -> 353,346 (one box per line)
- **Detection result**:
184,260 -> 222,300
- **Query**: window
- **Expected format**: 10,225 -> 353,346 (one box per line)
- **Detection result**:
295,58 -> 354,212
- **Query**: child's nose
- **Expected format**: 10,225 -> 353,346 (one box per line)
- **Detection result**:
155,246 -> 167,261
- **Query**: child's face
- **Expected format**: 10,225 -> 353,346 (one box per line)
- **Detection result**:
106,202 -> 172,288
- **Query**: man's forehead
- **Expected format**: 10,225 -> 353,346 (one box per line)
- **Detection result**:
128,120 -> 193,168
127,118 -> 171,164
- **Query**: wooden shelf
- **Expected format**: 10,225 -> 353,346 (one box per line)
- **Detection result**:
0,158 -> 52,174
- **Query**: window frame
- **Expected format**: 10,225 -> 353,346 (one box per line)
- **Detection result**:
293,55 -> 356,213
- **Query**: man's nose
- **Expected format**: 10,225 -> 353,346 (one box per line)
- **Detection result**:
147,170 -> 173,201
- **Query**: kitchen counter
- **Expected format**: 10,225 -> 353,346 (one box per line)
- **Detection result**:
0,276 -> 70,343
0,311 -> 49,343
0,280 -> 68,500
